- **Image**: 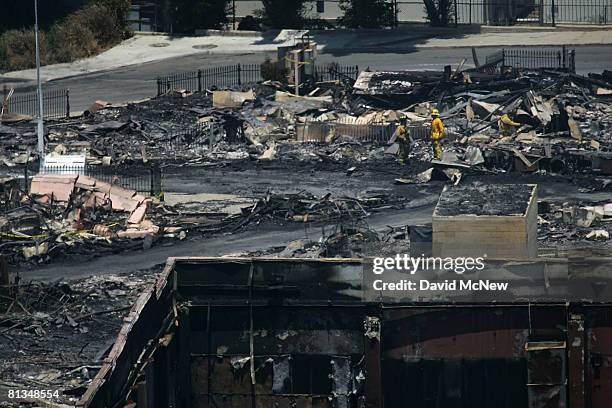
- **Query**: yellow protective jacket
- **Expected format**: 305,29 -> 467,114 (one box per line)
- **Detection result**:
395,125 -> 409,144
431,117 -> 445,141
500,114 -> 520,127
499,114 -> 520,135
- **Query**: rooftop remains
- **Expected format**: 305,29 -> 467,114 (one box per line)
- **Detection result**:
434,184 -> 536,217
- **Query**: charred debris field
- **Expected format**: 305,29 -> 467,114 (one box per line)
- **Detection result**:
1,59 -> 612,405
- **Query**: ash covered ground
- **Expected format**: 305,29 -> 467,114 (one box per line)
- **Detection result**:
1,63 -> 612,405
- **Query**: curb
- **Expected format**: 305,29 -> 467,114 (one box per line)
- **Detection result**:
0,50 -> 224,88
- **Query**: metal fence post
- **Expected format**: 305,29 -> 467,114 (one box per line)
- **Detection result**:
562,45 -> 567,70
469,1 -> 472,25
157,77 -> 164,96
65,89 -> 70,118
506,0 -> 511,25
2,85 -> 7,115
454,0 -> 458,26
197,70 -> 202,93
551,0 -> 556,26
24,163 -> 29,193
150,163 -> 162,198
539,0 -> 544,25
238,63 -> 242,86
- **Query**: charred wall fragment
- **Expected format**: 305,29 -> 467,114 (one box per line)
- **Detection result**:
77,257 -> 612,408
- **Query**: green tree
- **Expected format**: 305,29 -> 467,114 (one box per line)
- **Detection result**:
170,0 -> 230,33
423,0 -> 454,27
259,0 -> 309,29
339,0 -> 395,28
94,0 -> 132,36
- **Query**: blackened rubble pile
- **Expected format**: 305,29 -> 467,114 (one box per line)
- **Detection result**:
242,225 -> 411,259
0,270 -> 158,406
1,172 -> 405,266
354,68 -> 612,175
0,82 -> 389,165
2,68 -> 610,172
231,191 -> 407,227
0,175 -> 173,265
0,92 -> 247,166
1,64 -> 611,257
538,200 -> 612,245
160,190 -> 407,238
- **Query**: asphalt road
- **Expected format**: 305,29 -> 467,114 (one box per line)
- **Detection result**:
13,45 -> 612,112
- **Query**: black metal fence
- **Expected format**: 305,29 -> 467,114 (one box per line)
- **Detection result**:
156,64 -> 260,95
313,64 -> 361,83
2,87 -> 70,119
455,0 -> 612,25
477,47 -> 576,73
547,0 -> 612,24
130,0 -> 609,33
502,47 -> 575,71
156,63 -> 360,96
160,122 -> 211,153
17,164 -> 163,196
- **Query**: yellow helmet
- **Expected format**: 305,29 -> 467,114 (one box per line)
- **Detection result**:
431,108 -> 440,117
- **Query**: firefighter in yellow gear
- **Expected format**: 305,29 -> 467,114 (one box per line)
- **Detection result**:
394,114 -> 411,165
430,108 -> 445,160
499,114 -> 520,137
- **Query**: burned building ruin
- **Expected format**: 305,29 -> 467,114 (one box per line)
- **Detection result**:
77,256 -> 612,408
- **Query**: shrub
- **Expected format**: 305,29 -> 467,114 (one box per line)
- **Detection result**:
0,1 -> 132,72
423,0 -> 454,27
48,4 -> 127,63
0,29 -> 47,71
238,15 -> 261,31
339,0 -> 395,28
83,4 -> 126,45
170,0 -> 230,33
259,0 -> 309,29
94,0 -> 132,37
47,12 -> 100,63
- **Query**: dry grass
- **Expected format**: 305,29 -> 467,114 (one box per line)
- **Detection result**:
0,3 -> 130,72
0,29 -> 47,71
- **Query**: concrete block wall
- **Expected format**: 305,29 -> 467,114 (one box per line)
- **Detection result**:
432,184 -> 538,258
